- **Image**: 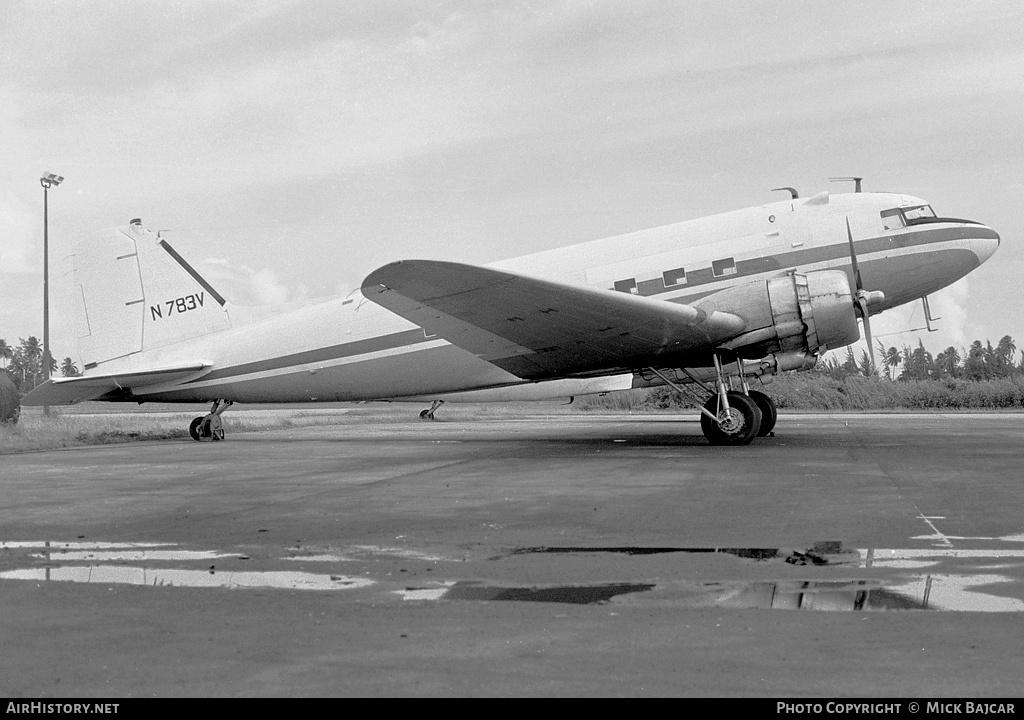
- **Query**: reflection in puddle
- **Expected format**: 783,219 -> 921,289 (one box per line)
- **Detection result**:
398,577 -> 1024,611
862,548 -> 1024,567
488,543 -> 1024,611
0,566 -> 374,591
405,579 -> 886,609
884,574 -> 1024,612
506,544 -> 855,566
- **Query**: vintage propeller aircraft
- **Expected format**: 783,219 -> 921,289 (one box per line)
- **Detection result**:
23,184 -> 999,445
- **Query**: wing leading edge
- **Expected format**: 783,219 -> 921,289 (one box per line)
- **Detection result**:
21,364 -> 211,406
361,260 -> 746,379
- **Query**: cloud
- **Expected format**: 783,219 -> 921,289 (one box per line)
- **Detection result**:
0,192 -> 38,274
197,257 -> 301,306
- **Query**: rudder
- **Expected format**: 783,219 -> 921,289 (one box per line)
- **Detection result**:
73,221 -> 231,370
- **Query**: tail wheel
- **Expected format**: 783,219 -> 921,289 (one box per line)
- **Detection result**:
700,391 -> 762,446
747,390 -> 778,437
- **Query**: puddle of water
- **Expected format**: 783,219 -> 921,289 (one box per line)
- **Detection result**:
0,566 -> 374,591
350,545 -> 448,562
2,541 -> 170,550
444,581 -> 656,604
30,550 -> 241,562
282,554 -> 356,562
394,582 -> 457,601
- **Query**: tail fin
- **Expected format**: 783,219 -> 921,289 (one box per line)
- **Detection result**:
73,221 -> 231,370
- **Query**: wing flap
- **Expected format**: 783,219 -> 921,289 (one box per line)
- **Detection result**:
21,364 -> 211,406
361,261 -> 745,379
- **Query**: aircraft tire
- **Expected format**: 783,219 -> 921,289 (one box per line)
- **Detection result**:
700,392 -> 761,446
747,390 -> 778,437
188,416 -> 205,441
419,409 -> 432,420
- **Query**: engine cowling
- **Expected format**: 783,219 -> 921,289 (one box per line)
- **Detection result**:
694,270 -> 861,358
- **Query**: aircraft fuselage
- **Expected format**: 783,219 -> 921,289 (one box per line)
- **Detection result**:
52,191 -> 1003,405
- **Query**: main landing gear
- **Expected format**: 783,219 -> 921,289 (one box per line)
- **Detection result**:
419,399 -> 444,421
189,399 -> 234,442
648,352 -> 778,446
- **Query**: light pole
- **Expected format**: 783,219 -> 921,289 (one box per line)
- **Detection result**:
40,171 -> 63,389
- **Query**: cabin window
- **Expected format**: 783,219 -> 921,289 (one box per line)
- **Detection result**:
711,257 -> 736,277
613,278 -> 638,294
662,267 -> 687,287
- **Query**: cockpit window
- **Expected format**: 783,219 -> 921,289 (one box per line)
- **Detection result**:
880,204 -> 938,229
902,204 -> 936,222
880,208 -> 905,229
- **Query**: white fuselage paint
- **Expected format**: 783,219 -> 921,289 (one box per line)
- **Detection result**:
107,192 -> 1000,404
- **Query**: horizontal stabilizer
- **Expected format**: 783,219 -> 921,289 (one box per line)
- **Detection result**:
21,364 -> 211,406
361,260 -> 745,379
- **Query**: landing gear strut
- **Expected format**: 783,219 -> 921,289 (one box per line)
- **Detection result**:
419,399 -> 443,421
189,400 -> 233,441
648,351 -> 775,445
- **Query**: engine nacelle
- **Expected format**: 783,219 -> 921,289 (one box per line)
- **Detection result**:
695,270 -> 861,358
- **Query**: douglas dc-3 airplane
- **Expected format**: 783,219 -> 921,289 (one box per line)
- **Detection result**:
23,185 -> 999,445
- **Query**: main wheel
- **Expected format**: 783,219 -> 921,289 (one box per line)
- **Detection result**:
700,391 -> 762,446
419,409 -> 433,420
747,390 -> 778,437
188,416 -> 205,441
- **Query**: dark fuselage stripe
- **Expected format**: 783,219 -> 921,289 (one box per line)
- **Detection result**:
189,225 -> 992,385
631,226 -> 994,298
187,328 -> 432,384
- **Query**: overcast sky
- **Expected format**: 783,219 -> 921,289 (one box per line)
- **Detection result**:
2,0 -> 1022,368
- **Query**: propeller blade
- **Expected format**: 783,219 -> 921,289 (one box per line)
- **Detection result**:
858,295 -> 876,375
846,216 -> 863,292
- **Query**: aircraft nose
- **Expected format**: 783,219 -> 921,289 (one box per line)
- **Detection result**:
971,227 -> 1000,265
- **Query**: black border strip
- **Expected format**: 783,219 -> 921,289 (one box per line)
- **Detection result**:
158,240 -> 227,307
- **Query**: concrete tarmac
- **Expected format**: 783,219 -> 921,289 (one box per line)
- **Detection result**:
1,410 -> 1023,697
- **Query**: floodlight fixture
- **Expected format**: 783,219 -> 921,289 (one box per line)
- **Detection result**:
40,172 -> 64,189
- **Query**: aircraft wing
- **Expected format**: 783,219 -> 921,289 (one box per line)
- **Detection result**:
362,260 -> 746,379
20,364 -> 211,406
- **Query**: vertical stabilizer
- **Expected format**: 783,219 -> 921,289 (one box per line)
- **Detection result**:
73,222 -> 231,369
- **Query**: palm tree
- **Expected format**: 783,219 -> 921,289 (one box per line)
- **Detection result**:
842,346 -> 859,376
997,336 -> 1017,379
935,346 -> 960,378
19,336 -> 41,361
984,340 -> 999,377
858,350 -> 876,377
60,357 -> 79,377
0,338 -> 12,371
964,340 -> 982,380
17,337 -> 43,389
882,344 -> 902,381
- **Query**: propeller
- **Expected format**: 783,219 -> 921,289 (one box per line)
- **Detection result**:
846,217 -> 885,375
